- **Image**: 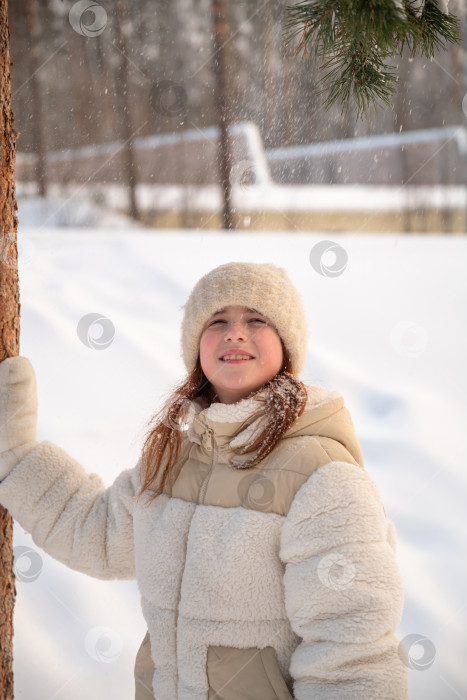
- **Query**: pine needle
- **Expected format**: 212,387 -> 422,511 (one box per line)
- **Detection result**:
284,0 -> 460,119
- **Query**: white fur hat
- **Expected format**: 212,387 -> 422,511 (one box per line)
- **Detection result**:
181,262 -> 308,376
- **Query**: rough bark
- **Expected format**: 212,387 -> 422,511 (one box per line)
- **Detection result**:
0,0 -> 19,695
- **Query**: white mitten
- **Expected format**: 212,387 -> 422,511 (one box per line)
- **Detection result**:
0,356 -> 38,481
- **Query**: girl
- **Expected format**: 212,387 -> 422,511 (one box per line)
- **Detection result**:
0,262 -> 408,699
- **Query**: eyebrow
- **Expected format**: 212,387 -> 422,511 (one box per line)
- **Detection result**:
211,307 -> 262,316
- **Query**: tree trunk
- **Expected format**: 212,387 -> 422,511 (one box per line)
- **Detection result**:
262,2 -> 280,148
462,5 -> 467,233
0,0 -> 19,696
115,0 -> 139,220
212,0 -> 235,231
393,50 -> 412,233
25,0 -> 46,196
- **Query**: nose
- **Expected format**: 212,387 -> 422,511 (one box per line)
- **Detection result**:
224,320 -> 248,342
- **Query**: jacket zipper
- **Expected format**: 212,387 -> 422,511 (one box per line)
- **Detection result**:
198,427 -> 216,505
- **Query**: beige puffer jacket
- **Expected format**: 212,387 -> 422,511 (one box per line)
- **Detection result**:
0,384 -> 409,700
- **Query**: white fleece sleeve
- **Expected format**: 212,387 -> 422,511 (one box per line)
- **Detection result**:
279,461 -> 409,700
0,440 -> 137,580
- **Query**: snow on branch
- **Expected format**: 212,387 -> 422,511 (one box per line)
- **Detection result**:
284,0 -> 460,118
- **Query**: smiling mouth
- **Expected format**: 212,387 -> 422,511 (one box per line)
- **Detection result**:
220,355 -> 254,361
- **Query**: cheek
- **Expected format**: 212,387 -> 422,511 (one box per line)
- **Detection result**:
258,331 -> 283,367
272,340 -> 284,368
199,333 -> 216,370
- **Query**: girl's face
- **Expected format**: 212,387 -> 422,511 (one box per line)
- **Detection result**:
199,305 -> 284,404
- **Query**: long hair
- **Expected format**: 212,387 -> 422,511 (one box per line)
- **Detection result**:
139,345 -> 307,499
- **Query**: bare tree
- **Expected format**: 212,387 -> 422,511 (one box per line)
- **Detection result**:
115,0 -> 139,220
0,0 -> 19,696
25,0 -> 46,196
212,0 -> 234,231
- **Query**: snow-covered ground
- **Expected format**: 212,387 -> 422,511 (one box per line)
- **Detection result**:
16,190 -> 144,229
16,182 -> 467,216
8,204 -> 467,699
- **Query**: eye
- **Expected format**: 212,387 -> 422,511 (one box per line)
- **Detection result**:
209,318 -> 226,325
248,317 -> 267,324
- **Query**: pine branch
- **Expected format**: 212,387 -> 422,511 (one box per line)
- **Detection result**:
319,40 -> 399,115
405,0 -> 460,57
284,0 -> 460,119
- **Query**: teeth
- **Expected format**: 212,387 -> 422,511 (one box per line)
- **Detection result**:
222,355 -> 252,360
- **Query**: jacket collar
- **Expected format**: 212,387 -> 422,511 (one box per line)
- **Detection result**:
187,392 -> 267,452
185,383 -> 363,469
